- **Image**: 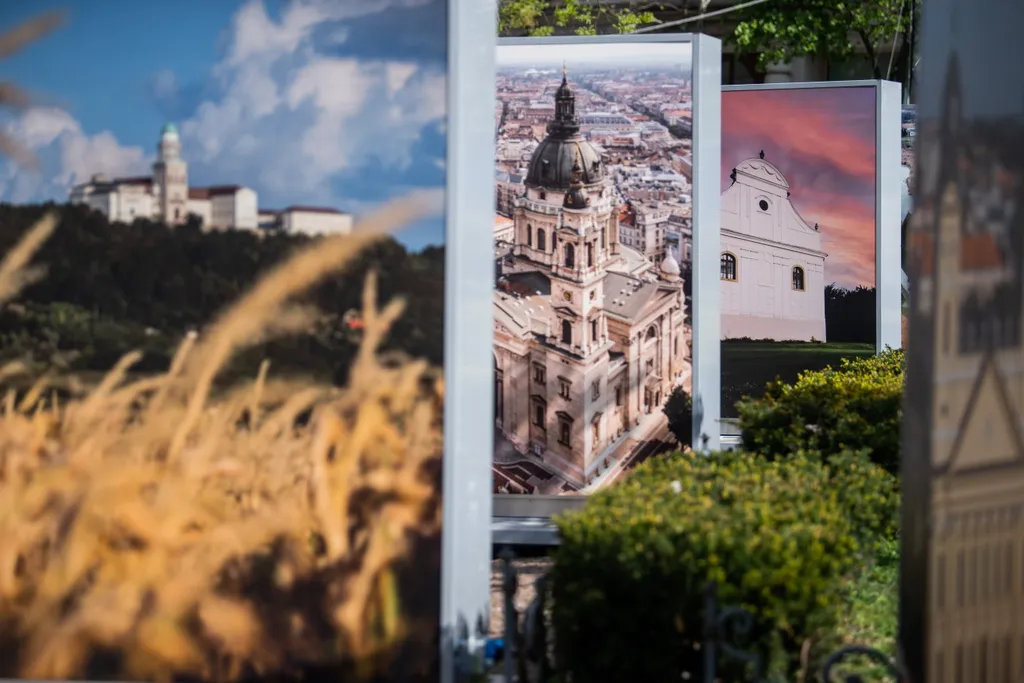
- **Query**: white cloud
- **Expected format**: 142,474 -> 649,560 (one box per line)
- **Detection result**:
151,69 -> 179,101
0,108 -> 149,203
1,0 -> 446,212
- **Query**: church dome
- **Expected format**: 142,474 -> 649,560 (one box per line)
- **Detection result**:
660,252 -> 681,276
527,137 -> 604,190
524,66 -> 605,190
161,122 -> 179,139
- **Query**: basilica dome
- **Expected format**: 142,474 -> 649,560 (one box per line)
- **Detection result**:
526,137 -> 604,190
524,68 -> 605,190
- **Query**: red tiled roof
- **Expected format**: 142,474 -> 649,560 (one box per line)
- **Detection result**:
284,205 -> 347,215
188,188 -> 210,200
207,185 -> 244,196
960,232 -> 1003,271
909,232 -> 935,277
114,176 -> 152,186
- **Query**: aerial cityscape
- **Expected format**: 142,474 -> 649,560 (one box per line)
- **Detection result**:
492,42 -> 695,495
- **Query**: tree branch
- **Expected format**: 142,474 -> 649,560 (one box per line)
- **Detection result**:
857,28 -> 882,79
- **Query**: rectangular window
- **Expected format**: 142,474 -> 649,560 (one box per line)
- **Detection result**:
592,380 -> 600,401
533,364 -> 546,384
1007,542 -> 1014,594
559,379 -> 571,400
558,420 -> 570,446
533,403 -> 544,428
937,554 -> 946,610
970,549 -> 978,605
982,547 -> 991,601
956,551 -> 965,607
615,386 -> 622,406
591,319 -> 598,342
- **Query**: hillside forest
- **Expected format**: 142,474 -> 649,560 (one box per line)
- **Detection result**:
0,202 -> 446,387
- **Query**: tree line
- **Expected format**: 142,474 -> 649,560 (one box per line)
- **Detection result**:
825,283 -> 876,343
0,203 -> 446,385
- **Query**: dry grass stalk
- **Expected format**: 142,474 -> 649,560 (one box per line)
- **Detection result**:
0,195 -> 444,681
0,11 -> 66,170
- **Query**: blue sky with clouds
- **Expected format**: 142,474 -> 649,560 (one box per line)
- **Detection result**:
0,0 -> 448,250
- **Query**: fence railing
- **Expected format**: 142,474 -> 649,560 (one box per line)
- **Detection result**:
491,548 -> 905,683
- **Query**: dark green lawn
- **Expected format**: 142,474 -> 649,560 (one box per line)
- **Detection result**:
721,340 -> 876,418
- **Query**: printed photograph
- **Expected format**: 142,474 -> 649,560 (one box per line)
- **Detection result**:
719,86 -> 879,418
493,41 -> 694,495
0,1 -> 448,681
902,104 -> 915,343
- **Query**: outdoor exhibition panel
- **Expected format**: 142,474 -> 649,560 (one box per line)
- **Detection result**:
491,34 -> 722,524
718,81 -> 903,434
0,1 -> 497,682
900,0 -> 1024,678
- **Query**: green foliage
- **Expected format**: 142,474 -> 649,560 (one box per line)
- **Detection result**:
550,449 -> 872,683
731,0 -> 919,78
736,348 -> 904,474
0,203 -> 445,385
662,385 -> 692,447
498,0 -> 655,37
498,0 -> 917,86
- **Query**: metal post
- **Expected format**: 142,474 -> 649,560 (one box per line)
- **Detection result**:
500,547 -> 519,682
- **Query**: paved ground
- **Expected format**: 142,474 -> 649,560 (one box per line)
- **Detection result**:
604,419 -> 675,486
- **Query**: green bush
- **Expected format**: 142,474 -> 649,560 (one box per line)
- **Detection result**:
550,450 -> 874,683
736,348 -> 904,474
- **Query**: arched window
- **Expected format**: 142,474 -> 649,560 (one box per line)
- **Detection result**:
565,243 -> 575,268
527,224 -> 533,247
587,242 -> 594,267
721,253 -> 737,281
561,320 -> 572,345
537,228 -> 546,251
792,266 -> 805,291
645,325 -> 657,341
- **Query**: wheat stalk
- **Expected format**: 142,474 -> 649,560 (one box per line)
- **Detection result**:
0,193 -> 444,681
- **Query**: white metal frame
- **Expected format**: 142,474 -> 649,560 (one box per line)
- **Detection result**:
716,81 -> 903,445
441,0 -> 498,678
720,80 -> 903,351
491,35 -> 723,525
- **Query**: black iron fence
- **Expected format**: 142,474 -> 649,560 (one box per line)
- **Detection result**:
492,548 -> 905,683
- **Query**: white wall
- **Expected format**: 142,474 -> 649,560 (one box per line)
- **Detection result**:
233,188 -> 259,231
187,198 -> 213,228
281,211 -> 354,236
111,188 -> 153,224
720,160 -> 827,342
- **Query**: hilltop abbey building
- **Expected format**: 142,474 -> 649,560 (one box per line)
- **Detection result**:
493,68 -> 691,491
69,124 -> 353,236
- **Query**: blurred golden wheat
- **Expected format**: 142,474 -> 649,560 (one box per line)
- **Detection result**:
0,198 -> 444,681
0,11 -> 66,169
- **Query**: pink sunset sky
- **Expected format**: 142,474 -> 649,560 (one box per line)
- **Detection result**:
721,87 -> 877,290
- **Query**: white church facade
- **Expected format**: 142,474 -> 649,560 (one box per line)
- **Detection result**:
493,69 -> 691,491
719,154 -> 828,342
70,124 -> 351,236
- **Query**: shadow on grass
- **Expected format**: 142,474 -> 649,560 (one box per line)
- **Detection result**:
720,339 -> 876,419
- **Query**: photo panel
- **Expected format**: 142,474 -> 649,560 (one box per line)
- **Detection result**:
718,82 -> 902,422
492,35 -> 720,500
0,1 -> 495,681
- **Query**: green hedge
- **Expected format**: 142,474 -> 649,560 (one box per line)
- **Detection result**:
550,449 -> 895,683
736,349 -> 904,474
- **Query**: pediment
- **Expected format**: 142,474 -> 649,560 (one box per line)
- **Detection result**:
735,158 -> 790,190
941,354 -> 1024,475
